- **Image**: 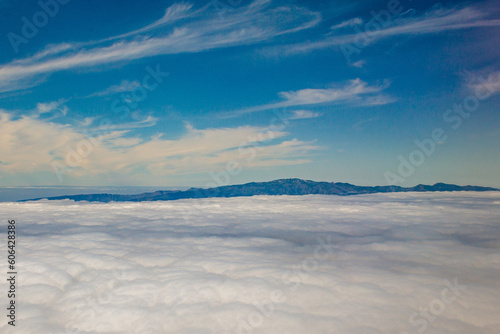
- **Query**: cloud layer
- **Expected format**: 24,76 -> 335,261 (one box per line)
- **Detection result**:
0,192 -> 499,333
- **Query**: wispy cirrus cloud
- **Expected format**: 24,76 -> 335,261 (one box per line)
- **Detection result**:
352,115 -> 381,131
222,78 -> 394,118
0,0 -> 321,93
86,80 -> 142,97
278,79 -> 386,105
350,59 -> 366,68
264,5 -> 500,57
329,17 -> 363,31
288,110 -> 321,120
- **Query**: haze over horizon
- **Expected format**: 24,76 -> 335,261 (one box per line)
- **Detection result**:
1,0 -> 499,188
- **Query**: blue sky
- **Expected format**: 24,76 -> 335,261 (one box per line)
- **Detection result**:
0,0 -> 499,187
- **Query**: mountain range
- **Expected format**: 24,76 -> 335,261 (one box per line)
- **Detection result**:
21,179 -> 499,203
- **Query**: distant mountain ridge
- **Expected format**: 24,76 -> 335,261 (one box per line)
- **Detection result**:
21,179 -> 499,203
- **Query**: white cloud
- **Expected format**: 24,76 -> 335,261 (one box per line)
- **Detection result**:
35,98 -> 69,117
466,70 -> 500,96
87,80 -> 142,97
0,111 -> 319,184
351,59 -> 366,68
352,115 -> 381,130
36,101 -> 61,114
223,78 -> 394,117
288,109 -> 321,120
0,192 -> 499,333
279,79 -> 382,105
270,5 -> 500,56
330,17 -> 363,30
0,1 -> 321,93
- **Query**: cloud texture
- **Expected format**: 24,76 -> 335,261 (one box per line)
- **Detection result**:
1,192 -> 500,333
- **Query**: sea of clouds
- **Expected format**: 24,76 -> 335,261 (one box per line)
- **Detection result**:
1,192 -> 499,334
